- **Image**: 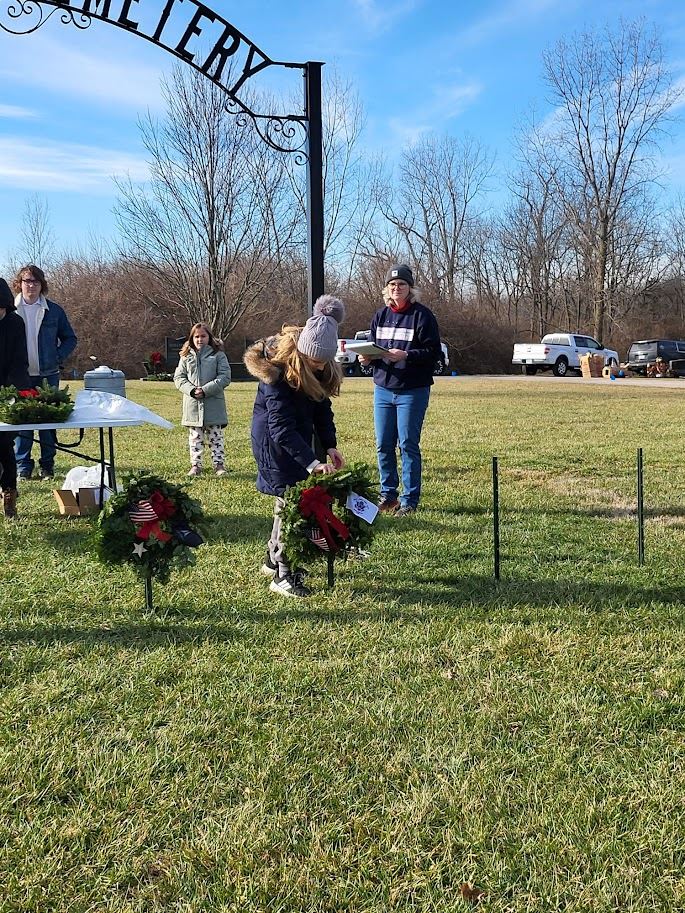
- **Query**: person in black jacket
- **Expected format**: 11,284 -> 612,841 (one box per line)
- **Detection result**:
0,277 -> 29,518
244,295 -> 346,598
358,264 -> 441,516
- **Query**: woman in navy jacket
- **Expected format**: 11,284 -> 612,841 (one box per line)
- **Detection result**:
359,264 -> 441,516
244,296 -> 346,598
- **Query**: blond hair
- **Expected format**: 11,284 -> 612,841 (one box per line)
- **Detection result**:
382,284 -> 421,306
269,325 -> 341,401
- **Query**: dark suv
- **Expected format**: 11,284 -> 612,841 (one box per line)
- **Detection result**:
627,339 -> 685,375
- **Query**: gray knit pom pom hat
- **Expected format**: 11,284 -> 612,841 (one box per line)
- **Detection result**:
297,294 -> 346,362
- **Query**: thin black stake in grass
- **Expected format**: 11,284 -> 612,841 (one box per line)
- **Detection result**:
145,574 -> 154,612
327,553 -> 335,589
637,447 -> 645,566
492,455 -> 500,580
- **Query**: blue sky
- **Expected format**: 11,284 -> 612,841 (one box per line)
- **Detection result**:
0,0 -> 684,262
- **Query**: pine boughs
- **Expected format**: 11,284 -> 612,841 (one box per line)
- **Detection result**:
96,472 -> 205,584
280,462 -> 377,569
0,381 -> 73,424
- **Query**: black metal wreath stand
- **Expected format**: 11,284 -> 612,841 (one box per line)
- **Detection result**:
326,553 -> 335,589
144,572 -> 154,612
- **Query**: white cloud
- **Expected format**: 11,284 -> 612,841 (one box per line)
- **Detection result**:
660,149 -> 685,191
386,79 -> 483,146
455,0 -> 567,47
0,137 -> 149,192
669,72 -> 685,112
537,66 -> 685,137
351,0 -> 421,33
0,30 -> 164,110
537,103 -> 565,137
0,104 -> 36,119
431,82 -> 483,119
386,117 -> 430,147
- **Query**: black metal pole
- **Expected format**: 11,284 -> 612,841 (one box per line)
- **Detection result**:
493,456 -> 500,580
304,61 -> 324,317
107,426 -> 116,491
98,427 -> 106,509
637,447 -> 644,566
145,574 -> 154,612
327,552 -> 335,589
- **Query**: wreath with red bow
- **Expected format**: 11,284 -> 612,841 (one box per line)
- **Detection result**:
280,463 -> 377,569
96,472 -> 205,584
0,380 -> 73,424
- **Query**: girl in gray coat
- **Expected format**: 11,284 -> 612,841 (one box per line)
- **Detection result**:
174,323 -> 231,477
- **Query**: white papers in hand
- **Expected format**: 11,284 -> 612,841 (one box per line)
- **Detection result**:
343,340 -> 387,357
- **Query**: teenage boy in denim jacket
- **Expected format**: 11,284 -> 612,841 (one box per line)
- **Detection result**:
12,264 -> 77,480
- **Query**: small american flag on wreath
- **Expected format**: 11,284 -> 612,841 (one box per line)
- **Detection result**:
306,526 -> 330,551
129,499 -> 158,523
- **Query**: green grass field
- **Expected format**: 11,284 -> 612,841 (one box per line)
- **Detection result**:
1,378 -> 684,912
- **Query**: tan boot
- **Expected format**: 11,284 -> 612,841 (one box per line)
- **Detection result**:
3,488 -> 18,519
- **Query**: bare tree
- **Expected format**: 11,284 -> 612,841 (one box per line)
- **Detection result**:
665,197 -> 685,274
287,69 -> 383,286
464,216 -> 507,316
541,18 -> 682,340
18,194 -> 56,267
378,134 -> 493,304
500,135 -> 569,336
114,66 -> 298,340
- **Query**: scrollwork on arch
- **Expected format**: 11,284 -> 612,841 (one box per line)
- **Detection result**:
0,0 -> 90,34
224,97 -> 308,163
1,1 -> 313,162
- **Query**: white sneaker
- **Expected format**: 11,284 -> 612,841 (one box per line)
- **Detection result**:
188,466 -> 201,477
269,570 -> 312,598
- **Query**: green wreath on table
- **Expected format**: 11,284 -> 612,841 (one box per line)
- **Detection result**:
96,472 -> 205,585
0,380 -> 73,424
280,462 -> 377,569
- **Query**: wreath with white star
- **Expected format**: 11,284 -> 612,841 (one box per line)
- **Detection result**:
96,472 -> 205,584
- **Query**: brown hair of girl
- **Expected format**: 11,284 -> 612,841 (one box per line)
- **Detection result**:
179,323 -> 223,358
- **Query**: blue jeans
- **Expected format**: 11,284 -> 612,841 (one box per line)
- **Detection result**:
373,385 -> 430,508
15,373 -> 60,476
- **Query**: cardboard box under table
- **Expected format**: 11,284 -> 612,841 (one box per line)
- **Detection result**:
0,416 -> 144,505
0,391 -> 173,514
580,354 -> 605,378
53,487 -> 101,517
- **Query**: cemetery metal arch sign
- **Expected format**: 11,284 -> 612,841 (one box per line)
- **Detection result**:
0,0 -> 325,312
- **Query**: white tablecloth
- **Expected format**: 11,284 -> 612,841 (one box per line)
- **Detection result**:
0,389 -> 173,433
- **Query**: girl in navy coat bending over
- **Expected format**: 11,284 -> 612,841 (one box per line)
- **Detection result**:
244,295 -> 346,598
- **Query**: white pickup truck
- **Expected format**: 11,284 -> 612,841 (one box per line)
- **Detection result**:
335,334 -> 372,376
337,331 -> 450,376
512,332 -> 619,377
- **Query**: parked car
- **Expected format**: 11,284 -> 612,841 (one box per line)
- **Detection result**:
336,331 -> 450,376
626,339 -> 685,375
512,332 -> 619,377
350,332 -> 375,376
